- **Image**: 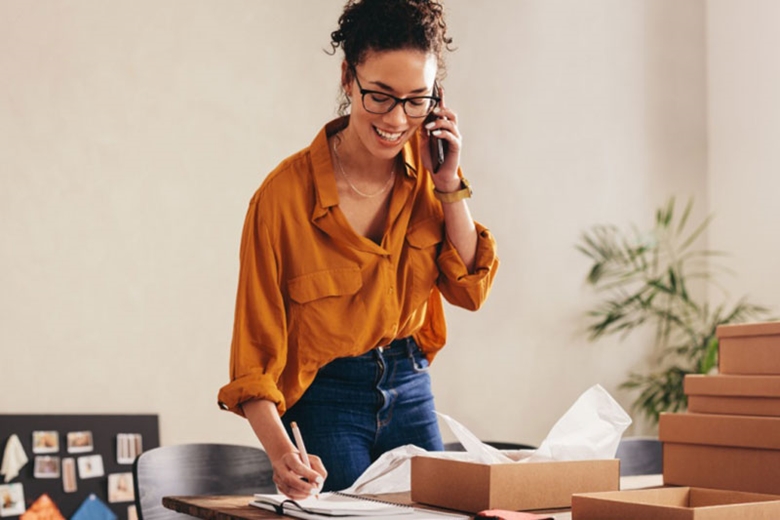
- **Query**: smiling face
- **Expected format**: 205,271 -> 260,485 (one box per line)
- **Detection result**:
343,48 -> 438,162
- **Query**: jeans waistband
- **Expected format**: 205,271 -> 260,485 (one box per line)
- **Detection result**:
376,337 -> 410,353
349,337 -> 412,360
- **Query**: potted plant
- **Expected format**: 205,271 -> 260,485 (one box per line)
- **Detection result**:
576,197 -> 772,424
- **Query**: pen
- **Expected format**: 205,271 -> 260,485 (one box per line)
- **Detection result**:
291,421 -> 319,498
290,421 -> 311,469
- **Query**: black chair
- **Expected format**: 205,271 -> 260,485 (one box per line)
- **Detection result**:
132,443 -> 276,520
615,437 -> 663,476
443,440 -> 536,451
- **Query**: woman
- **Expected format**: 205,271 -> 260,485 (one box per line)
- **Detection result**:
217,0 -> 499,497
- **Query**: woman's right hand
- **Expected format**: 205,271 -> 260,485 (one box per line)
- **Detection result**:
271,449 -> 328,499
241,399 -> 329,499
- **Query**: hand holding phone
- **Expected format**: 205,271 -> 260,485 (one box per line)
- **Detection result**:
427,82 -> 448,173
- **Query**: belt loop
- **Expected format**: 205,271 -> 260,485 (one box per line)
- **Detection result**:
406,337 -> 430,373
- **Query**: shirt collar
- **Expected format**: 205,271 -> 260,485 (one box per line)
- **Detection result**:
310,117 -> 421,210
310,117 -> 348,213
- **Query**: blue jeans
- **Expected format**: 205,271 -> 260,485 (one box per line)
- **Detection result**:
282,337 -> 443,492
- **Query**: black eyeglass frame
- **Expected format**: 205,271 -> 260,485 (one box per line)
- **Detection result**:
351,68 -> 441,118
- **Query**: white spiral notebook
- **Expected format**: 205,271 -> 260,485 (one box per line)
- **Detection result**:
251,492 -> 469,520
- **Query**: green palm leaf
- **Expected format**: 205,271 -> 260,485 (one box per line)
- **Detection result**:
577,197 -> 773,424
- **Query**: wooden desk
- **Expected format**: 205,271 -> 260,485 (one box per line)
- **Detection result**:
163,493 -> 416,520
162,494 -> 573,520
162,476 -> 663,520
163,495 -> 281,520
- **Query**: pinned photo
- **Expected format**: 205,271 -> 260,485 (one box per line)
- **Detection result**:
107,473 -> 134,503
116,434 -> 143,464
31,431 -> 59,454
76,455 -> 104,479
66,432 -> 94,454
0,483 -> 25,517
62,458 -> 77,493
33,456 -> 61,479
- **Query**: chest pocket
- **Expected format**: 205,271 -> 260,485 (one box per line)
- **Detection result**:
287,266 -> 367,364
406,217 -> 444,250
288,267 -> 362,304
405,217 -> 444,304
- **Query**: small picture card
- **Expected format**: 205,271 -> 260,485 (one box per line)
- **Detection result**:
31,431 -> 59,454
62,458 -> 78,493
116,434 -> 143,464
127,505 -> 138,520
76,455 -> 104,479
66,431 -> 94,454
107,473 -> 135,503
0,483 -> 25,517
33,456 -> 61,478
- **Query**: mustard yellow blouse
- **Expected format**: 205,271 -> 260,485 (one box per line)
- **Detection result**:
218,117 -> 499,416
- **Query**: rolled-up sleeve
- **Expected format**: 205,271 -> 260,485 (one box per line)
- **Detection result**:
217,198 -> 288,416
436,222 -> 499,311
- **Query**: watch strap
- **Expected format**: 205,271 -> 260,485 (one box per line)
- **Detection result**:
434,178 -> 472,203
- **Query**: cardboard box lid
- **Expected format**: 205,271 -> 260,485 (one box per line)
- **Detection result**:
571,487 -> 780,520
410,456 -> 619,513
659,412 -> 780,450
716,321 -> 780,338
686,394 -> 780,417
684,374 -> 780,397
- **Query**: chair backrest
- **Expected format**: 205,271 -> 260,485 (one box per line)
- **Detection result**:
615,437 -> 663,476
132,443 -> 275,520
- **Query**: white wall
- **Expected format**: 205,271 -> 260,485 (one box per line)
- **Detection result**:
0,0 -> 709,448
706,0 -> 780,315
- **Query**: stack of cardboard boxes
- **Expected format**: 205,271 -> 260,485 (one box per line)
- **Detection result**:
570,321 -> 780,519
412,321 -> 780,518
659,321 -> 780,495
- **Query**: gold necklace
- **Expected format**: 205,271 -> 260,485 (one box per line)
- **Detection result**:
332,136 -> 396,198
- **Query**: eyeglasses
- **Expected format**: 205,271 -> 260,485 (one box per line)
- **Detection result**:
352,69 -> 440,118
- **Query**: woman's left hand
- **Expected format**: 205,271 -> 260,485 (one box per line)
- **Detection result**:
420,94 -> 463,193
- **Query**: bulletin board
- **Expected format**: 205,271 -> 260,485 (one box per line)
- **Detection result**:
0,414 -> 159,520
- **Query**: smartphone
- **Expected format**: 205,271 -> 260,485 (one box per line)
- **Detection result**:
427,82 -> 447,173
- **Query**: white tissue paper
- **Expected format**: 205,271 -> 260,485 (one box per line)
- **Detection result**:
1,434 -> 29,483
527,383 -> 632,462
342,384 -> 631,494
343,444 -> 430,494
435,413 -> 514,464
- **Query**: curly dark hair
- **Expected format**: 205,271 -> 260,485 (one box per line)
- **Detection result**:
329,0 -> 454,115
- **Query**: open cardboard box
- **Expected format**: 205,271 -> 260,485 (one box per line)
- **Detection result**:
685,374 -> 780,416
410,455 -> 619,513
717,321 -> 780,375
571,486 -> 780,519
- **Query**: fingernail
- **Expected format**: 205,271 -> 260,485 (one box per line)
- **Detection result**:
434,107 -> 441,114
424,121 -> 436,130
431,130 -> 442,136
315,476 -> 324,485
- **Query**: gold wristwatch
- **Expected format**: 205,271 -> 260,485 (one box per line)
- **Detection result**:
433,177 -> 472,203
